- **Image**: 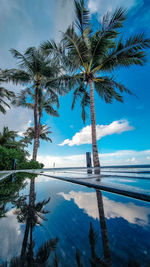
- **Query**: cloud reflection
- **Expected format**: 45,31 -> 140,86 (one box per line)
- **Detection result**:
0,209 -> 23,261
59,191 -> 150,225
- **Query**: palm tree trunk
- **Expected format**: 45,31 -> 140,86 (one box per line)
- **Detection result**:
33,87 -> 39,161
89,79 -> 100,174
28,224 -> 34,266
29,178 -> 35,206
96,190 -> 112,266
20,217 -> 30,264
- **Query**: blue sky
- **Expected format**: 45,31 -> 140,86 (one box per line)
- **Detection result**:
0,0 -> 150,167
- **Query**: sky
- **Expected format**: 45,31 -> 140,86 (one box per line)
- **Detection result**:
0,0 -> 150,167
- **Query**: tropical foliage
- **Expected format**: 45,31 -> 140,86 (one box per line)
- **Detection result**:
0,173 -> 27,218
41,0 -> 150,171
0,127 -> 44,170
23,124 -> 52,146
0,126 -> 25,150
0,0 -> 150,170
0,69 -> 15,114
3,47 -> 66,160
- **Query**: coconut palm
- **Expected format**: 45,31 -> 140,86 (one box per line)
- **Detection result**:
0,126 -> 17,146
23,124 -> 52,147
0,70 -> 15,114
0,126 -> 28,153
41,0 -> 150,173
12,84 -> 58,158
4,47 -> 66,160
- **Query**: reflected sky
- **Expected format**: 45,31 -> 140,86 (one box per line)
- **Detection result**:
0,209 -> 23,261
0,174 -> 150,266
59,191 -> 150,225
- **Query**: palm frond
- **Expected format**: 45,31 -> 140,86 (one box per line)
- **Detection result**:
100,33 -> 150,71
94,76 -> 133,103
12,89 -> 33,109
74,0 -> 90,34
63,25 -> 90,68
0,99 -> 11,112
90,8 -> 127,71
0,104 -> 7,114
105,7 -> 126,30
36,238 -> 58,264
3,69 -> 30,85
72,82 -> 86,110
23,124 -> 52,145
10,49 -> 33,72
44,104 -> 59,117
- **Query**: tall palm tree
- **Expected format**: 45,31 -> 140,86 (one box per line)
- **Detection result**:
4,47 -> 66,160
0,69 -> 15,114
42,0 -> 150,173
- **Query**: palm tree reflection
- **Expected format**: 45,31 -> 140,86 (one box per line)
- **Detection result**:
96,189 -> 112,266
13,175 -> 58,266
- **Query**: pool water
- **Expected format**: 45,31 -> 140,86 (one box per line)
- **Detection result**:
0,172 -> 150,266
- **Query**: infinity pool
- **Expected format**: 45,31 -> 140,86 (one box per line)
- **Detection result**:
0,172 -> 150,266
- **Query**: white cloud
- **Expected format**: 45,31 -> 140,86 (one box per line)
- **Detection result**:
59,119 -> 134,146
37,154 -> 86,168
0,106 -> 32,133
18,120 -> 32,136
59,191 -> 150,225
37,149 -> 150,168
88,0 -> 140,16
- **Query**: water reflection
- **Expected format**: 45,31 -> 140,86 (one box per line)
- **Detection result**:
0,173 -> 27,218
59,191 -> 150,225
0,174 -> 150,266
12,176 -> 58,266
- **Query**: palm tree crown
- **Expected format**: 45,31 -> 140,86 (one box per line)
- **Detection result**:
4,47 -> 66,160
23,124 -> 52,146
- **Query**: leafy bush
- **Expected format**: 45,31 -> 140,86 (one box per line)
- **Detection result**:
0,146 -> 44,170
18,160 -> 44,170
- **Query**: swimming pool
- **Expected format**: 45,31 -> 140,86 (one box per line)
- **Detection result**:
0,171 -> 150,266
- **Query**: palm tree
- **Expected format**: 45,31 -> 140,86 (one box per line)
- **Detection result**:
12,84 -> 58,159
0,69 -> 15,114
0,126 -> 17,146
4,47 -> 66,160
23,124 -> 52,147
41,0 -> 150,173
0,126 -> 27,152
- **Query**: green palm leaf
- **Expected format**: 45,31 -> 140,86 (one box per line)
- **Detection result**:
74,0 -> 90,34
36,238 -> 58,264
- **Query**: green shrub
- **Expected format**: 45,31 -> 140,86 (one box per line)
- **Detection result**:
18,160 -> 44,169
0,146 -> 44,170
